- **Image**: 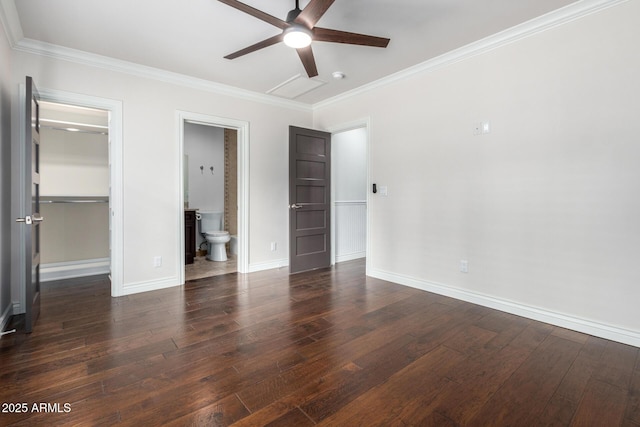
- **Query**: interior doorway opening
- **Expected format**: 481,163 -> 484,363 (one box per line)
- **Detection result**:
183,123 -> 238,280
38,101 -> 111,284
330,121 -> 370,271
177,111 -> 249,283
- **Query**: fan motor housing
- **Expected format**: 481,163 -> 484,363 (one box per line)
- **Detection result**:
286,7 -> 302,23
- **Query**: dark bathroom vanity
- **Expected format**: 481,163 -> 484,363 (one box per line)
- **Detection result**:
184,209 -> 197,265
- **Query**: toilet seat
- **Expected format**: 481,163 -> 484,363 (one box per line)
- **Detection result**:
205,231 -> 229,238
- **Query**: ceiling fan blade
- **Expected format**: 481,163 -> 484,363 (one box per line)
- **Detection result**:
313,27 -> 390,48
217,0 -> 287,29
296,45 -> 318,78
294,0 -> 335,28
224,34 -> 284,60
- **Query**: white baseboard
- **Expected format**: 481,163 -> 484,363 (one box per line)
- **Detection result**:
336,251 -> 366,264
41,258 -> 110,282
121,277 -> 182,296
248,258 -> 289,273
248,254 -> 365,273
369,268 -> 640,348
0,303 -> 13,335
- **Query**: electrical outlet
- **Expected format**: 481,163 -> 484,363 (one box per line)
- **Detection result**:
459,259 -> 468,273
153,256 -> 162,267
473,121 -> 491,135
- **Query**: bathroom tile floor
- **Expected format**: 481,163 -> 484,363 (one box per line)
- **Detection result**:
185,254 -> 237,282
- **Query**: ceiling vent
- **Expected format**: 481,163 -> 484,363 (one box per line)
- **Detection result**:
267,74 -> 326,99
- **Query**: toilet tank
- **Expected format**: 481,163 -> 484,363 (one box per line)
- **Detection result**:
199,211 -> 223,232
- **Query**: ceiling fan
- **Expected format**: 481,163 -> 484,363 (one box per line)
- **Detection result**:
218,0 -> 390,78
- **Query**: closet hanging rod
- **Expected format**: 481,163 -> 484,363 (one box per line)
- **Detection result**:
40,197 -> 108,204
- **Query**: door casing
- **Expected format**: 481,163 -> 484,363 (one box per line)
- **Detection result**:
13,86 -> 124,307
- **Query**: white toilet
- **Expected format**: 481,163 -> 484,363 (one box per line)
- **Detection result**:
198,211 -> 230,262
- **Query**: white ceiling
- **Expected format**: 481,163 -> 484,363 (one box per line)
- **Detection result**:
7,0 -> 579,104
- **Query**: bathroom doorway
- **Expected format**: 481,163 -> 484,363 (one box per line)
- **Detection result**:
177,111 -> 249,283
331,122 -> 370,271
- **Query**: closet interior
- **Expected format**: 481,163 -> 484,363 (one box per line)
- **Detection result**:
39,102 -> 110,282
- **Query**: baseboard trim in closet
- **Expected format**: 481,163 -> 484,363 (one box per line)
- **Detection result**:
41,257 -> 110,282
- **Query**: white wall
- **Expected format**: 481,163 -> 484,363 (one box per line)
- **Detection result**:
40,128 -> 109,196
40,203 -> 110,264
333,128 -> 367,262
38,127 -> 110,266
0,13 -> 13,328
315,1 -> 640,345
184,122 -> 224,212
184,122 -> 225,251
333,128 -> 367,201
10,50 -> 312,298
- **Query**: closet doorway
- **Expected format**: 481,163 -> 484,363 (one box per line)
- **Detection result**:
38,102 -> 111,284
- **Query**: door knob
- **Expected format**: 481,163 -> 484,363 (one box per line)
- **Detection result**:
289,204 -> 303,209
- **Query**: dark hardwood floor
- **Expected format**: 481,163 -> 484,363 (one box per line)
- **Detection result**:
1,259 -> 638,426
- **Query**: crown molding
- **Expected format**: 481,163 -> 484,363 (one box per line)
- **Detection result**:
313,0 -> 628,110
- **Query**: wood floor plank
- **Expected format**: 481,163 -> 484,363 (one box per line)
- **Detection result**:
299,334 -> 418,422
592,340 -> 638,390
572,378 -> 627,426
318,345 -> 466,426
477,312 -> 531,352
1,259 -> 637,426
434,332 -> 538,425
162,393 -> 250,427
535,351 -> 599,426
443,324 -> 497,355
262,408 -> 315,427
234,304 -> 443,413
625,370 -> 640,425
466,333 -> 582,426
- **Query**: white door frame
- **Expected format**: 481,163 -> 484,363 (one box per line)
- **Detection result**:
327,118 -> 371,274
23,88 -> 124,298
176,111 -> 249,281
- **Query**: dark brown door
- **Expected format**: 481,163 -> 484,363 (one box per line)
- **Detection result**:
289,126 -> 331,274
16,76 -> 42,332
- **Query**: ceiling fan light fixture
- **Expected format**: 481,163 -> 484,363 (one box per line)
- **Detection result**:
283,25 -> 312,49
